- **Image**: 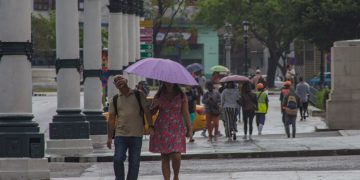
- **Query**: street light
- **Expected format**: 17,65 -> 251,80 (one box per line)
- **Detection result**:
224,23 -> 233,72
243,20 -> 249,76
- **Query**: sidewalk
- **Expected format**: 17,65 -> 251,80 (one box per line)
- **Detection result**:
48,95 -> 359,163
48,94 -> 360,179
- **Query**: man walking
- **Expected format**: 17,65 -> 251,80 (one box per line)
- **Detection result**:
107,75 -> 153,180
282,87 -> 300,138
296,77 -> 310,120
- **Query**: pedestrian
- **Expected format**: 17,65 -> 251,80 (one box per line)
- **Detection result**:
251,69 -> 266,89
221,81 -> 241,141
295,77 -> 310,120
149,82 -> 193,180
136,80 -> 150,97
255,83 -> 269,135
282,87 -> 300,138
202,81 -> 221,142
107,75 -> 153,180
240,82 -> 258,140
280,81 -> 292,125
285,65 -> 296,84
185,85 -> 197,142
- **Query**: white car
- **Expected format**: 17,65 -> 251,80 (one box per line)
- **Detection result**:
262,75 -> 283,89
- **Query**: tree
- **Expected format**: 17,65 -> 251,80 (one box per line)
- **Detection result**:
145,0 -> 190,57
296,0 -> 360,87
31,11 -> 56,51
196,0 -> 302,87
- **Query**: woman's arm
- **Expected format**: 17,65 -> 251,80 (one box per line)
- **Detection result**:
182,95 -> 193,136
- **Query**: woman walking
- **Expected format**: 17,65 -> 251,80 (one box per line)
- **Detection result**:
149,82 -> 193,180
255,83 -> 269,135
221,82 -> 241,141
240,82 -> 257,140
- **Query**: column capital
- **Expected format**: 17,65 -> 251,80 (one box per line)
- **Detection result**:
108,0 -> 126,13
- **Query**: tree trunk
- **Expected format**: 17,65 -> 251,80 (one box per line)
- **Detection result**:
266,50 -> 281,88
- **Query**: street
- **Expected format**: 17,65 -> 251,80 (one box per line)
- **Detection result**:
51,155 -> 360,179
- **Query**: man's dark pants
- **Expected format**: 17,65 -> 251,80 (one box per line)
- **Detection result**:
114,136 -> 142,180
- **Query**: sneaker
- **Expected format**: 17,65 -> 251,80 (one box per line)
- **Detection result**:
189,139 -> 195,143
201,131 -> 207,137
249,135 -> 252,140
243,135 -> 247,140
232,133 -> 236,140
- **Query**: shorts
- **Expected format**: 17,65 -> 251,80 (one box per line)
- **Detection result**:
189,112 -> 195,123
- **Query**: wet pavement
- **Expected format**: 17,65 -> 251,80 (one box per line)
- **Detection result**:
48,93 -> 360,179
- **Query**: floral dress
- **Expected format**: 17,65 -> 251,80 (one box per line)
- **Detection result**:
149,93 -> 186,154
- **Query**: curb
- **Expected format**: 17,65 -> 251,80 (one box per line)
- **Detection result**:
47,149 -> 360,163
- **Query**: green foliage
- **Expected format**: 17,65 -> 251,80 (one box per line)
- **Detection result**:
31,11 -> 56,51
196,0 -> 302,87
315,87 -> 330,110
298,0 -> 360,52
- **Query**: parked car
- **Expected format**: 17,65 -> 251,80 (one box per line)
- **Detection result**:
307,72 -> 331,88
261,75 -> 283,89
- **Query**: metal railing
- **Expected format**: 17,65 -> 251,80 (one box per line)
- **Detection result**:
308,86 -> 319,105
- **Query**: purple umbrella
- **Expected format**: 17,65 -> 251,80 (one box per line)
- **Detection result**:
186,63 -> 203,73
220,75 -> 250,83
125,58 -> 198,86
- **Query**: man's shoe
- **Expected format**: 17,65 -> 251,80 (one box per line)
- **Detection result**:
201,131 -> 207,137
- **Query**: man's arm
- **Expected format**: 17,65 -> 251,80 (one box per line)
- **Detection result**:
107,114 -> 115,149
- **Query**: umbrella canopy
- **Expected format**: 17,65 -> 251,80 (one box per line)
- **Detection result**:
186,63 -> 203,73
220,75 -> 250,83
125,58 -> 198,86
210,65 -> 229,72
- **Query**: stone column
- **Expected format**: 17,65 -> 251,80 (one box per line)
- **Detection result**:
121,2 -> 130,87
47,0 -> 93,156
127,0 -> 136,89
135,0 -> 143,82
326,39 -> 360,129
0,0 -> 49,179
83,0 -> 107,148
107,0 -> 125,99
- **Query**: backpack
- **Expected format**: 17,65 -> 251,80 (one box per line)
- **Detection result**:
285,94 -> 298,116
204,92 -> 221,116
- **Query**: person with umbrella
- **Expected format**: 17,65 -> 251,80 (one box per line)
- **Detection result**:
149,82 -> 193,180
240,81 -> 258,140
221,81 -> 241,141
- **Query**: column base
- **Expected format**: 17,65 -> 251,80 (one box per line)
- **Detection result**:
83,111 -> 107,135
0,133 -> 44,158
46,139 -> 93,156
0,158 -> 49,180
50,110 -> 90,139
326,97 -> 360,129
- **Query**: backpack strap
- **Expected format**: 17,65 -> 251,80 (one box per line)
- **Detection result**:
113,90 -> 145,124
113,94 -> 119,116
134,90 -> 145,125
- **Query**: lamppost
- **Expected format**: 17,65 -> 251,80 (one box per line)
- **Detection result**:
243,20 -> 249,76
224,23 -> 233,71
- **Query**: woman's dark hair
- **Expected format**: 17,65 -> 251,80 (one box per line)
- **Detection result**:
226,82 -> 235,89
205,80 -> 213,90
154,82 -> 183,99
241,81 -> 252,93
